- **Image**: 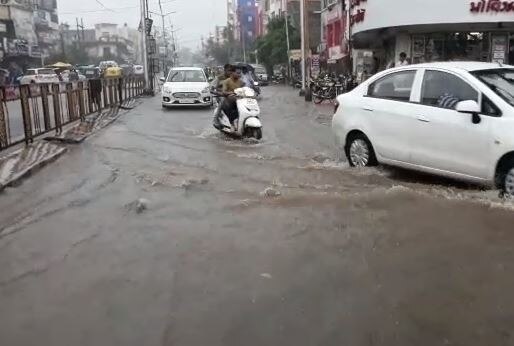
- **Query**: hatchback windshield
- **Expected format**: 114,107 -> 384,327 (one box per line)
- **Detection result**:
472,68 -> 514,107
167,70 -> 206,83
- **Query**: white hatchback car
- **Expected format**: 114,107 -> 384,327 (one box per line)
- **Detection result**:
332,62 -> 514,194
161,67 -> 212,108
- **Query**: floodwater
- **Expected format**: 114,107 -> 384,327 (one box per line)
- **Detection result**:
1,85 -> 514,345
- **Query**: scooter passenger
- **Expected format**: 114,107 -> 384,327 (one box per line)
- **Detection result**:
211,64 -> 232,129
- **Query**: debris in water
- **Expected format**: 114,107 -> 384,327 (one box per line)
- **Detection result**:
260,273 -> 272,279
311,152 -> 332,163
126,198 -> 150,214
181,178 -> 209,189
260,187 -> 282,198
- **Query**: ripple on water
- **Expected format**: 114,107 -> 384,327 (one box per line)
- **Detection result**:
373,184 -> 514,211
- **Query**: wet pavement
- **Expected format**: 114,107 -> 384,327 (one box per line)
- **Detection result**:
1,85 -> 514,345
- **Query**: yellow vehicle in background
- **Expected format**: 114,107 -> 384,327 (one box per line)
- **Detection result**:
99,61 -> 122,78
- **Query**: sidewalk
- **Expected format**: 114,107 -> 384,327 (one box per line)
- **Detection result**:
0,98 -> 141,191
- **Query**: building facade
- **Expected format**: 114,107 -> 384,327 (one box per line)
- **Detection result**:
350,0 -> 514,77
236,0 -> 258,45
60,23 -> 135,64
320,0 -> 348,69
258,0 -> 322,50
0,0 -> 59,67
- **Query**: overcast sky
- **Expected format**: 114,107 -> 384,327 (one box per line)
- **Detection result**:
58,0 -> 227,49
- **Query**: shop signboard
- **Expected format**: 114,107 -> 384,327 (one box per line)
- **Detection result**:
350,0 -> 367,26
491,34 -> 508,64
289,49 -> 302,61
329,45 -> 344,60
470,0 -> 514,13
351,0 -> 514,36
311,54 -> 320,78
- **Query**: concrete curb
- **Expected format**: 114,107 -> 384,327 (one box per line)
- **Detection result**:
0,97 -> 142,191
46,98 -> 141,145
0,144 -> 67,191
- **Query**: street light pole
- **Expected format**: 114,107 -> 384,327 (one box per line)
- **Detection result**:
284,10 -> 292,81
300,0 -> 306,93
140,0 -> 150,92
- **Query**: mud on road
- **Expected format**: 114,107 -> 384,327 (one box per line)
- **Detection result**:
1,86 -> 514,346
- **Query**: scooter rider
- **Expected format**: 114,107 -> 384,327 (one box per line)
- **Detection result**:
211,64 -> 232,128
221,66 -> 244,130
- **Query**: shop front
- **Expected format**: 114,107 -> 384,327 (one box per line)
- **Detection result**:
350,0 -> 514,75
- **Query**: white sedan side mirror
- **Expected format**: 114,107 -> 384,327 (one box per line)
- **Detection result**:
455,100 -> 480,114
159,77 -> 166,83
456,100 -> 481,124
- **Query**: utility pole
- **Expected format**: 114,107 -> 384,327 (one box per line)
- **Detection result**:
300,0 -> 306,93
158,0 -> 168,77
239,7 -> 247,63
140,0 -> 150,92
284,10 -> 292,81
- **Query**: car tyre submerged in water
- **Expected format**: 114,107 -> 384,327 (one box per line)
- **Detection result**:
497,157 -> 514,197
346,132 -> 378,167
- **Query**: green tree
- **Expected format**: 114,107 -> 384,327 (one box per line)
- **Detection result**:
256,16 -> 300,72
205,25 -> 241,65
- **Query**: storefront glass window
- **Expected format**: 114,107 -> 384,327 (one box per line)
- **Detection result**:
411,32 -> 490,63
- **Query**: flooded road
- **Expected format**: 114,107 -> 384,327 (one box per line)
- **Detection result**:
1,85 -> 514,345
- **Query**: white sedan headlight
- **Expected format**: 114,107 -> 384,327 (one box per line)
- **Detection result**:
201,87 -> 210,93
162,85 -> 172,94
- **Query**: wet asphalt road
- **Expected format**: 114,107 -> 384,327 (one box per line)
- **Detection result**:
1,85 -> 514,346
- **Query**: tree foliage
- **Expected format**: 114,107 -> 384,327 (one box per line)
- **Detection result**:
204,25 -> 241,65
256,16 -> 300,71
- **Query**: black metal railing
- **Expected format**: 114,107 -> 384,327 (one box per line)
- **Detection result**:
0,77 -> 144,150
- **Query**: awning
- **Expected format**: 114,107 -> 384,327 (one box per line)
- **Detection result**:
48,62 -> 72,69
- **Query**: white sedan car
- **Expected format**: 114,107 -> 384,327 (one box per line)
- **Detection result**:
332,62 -> 514,194
161,67 -> 212,108
19,68 -> 59,85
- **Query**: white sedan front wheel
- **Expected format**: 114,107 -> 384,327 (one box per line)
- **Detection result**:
346,134 -> 378,167
503,167 -> 514,197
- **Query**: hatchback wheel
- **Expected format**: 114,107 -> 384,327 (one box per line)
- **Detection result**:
346,133 -> 377,167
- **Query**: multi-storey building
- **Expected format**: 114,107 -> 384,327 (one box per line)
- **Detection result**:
0,0 -> 59,68
320,0 -> 348,70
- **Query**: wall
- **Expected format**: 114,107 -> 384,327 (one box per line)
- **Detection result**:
94,24 -> 118,41
352,0 -> 514,35
9,6 -> 37,43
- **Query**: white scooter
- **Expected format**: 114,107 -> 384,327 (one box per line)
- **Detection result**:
213,87 -> 263,140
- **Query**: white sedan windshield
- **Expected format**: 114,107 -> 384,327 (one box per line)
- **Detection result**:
167,70 -> 206,83
472,69 -> 514,107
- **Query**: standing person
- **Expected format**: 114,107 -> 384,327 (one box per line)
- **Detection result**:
396,52 -> 410,67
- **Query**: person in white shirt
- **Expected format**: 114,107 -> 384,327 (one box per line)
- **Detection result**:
396,52 -> 409,67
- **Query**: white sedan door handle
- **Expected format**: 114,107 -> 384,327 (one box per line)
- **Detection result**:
417,115 -> 430,123
362,107 -> 374,112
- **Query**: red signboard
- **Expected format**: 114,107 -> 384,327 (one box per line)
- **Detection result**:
470,0 -> 514,12
350,0 -> 367,26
